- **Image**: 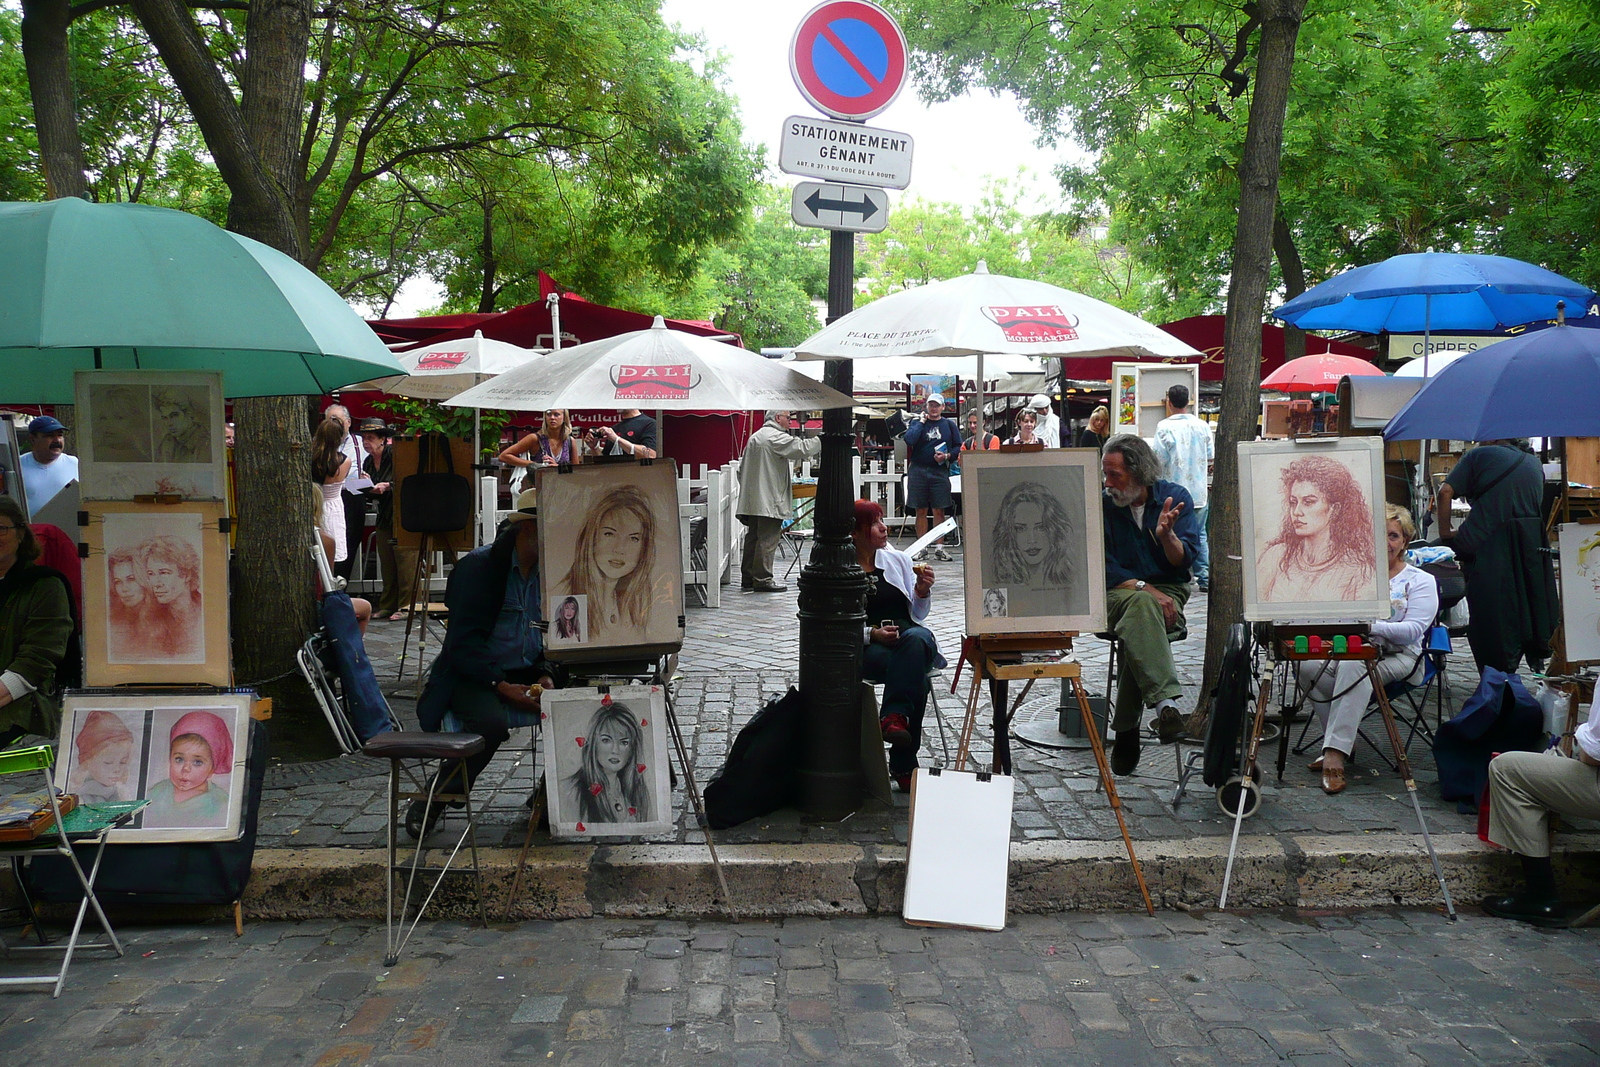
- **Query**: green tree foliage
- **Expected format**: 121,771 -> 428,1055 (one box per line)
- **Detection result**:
701,183 -> 829,351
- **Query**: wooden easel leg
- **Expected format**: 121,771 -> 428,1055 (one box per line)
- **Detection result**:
504,775 -> 545,923
1072,676 -> 1154,916
1369,661 -> 1458,921
233,900 -> 243,937
397,532 -> 430,681
957,668 -> 985,770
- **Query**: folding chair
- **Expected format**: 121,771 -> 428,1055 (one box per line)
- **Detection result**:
0,745 -> 146,997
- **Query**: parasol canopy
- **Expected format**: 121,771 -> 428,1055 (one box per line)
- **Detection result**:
372,331 -> 546,400
1260,353 -> 1383,392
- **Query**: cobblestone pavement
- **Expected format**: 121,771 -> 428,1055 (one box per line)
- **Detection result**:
260,545 -> 1523,850
2,911 -> 1598,1065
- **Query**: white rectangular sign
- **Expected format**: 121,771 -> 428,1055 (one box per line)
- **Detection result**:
779,115 -> 913,189
791,182 -> 891,233
1385,333 -> 1509,362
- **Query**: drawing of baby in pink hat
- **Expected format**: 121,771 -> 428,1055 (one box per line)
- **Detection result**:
141,711 -> 233,828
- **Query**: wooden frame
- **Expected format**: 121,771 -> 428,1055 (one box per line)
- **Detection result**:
538,460 -> 684,662
81,500 -> 231,687
74,370 -> 226,501
542,685 -> 673,839
56,691 -> 251,842
1238,437 -> 1388,622
1110,362 -> 1200,438
960,449 -> 1106,636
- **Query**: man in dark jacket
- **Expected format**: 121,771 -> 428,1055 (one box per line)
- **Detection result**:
1437,440 -> 1555,673
1101,434 -> 1202,775
411,490 -> 564,836
904,394 -> 961,561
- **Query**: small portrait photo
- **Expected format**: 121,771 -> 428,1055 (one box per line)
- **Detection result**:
543,686 -> 673,839
537,461 -> 684,661
1239,438 -> 1389,621
102,511 -> 206,664
57,694 -> 251,842
65,709 -> 147,805
961,449 -> 1106,635
549,593 -> 589,646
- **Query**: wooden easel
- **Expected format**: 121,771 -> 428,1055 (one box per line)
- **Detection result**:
1219,624 -> 1457,918
957,632 -> 1154,916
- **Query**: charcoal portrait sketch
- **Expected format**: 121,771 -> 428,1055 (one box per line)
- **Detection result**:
543,686 -> 672,839
75,370 -> 225,500
961,450 -> 1105,635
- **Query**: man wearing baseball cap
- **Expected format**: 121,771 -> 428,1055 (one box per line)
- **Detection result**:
19,415 -> 78,512
904,394 -> 960,562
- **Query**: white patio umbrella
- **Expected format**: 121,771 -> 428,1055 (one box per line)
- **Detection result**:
1393,351 -> 1468,377
443,316 -> 855,419
792,261 -> 1203,421
373,330 -> 547,400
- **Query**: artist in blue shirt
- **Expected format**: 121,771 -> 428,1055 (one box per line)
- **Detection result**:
413,490 -> 565,837
902,394 -> 961,561
1100,434 -> 1201,776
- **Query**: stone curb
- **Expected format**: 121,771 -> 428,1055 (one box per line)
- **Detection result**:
208,832 -> 1600,921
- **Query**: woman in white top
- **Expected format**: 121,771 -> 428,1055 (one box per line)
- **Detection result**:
1006,408 -> 1040,447
311,419 -> 352,564
1298,503 -> 1438,794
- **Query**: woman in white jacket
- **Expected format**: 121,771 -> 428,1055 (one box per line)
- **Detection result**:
1297,504 -> 1438,795
853,499 -> 947,790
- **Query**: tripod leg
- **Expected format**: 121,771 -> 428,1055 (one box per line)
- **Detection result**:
1220,671 -> 1272,909
663,687 -> 737,922
1368,661 -> 1457,921
397,532 -> 429,681
1073,676 -> 1154,916
957,666 -> 984,770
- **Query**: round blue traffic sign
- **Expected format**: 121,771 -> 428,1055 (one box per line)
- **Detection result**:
790,1 -> 908,121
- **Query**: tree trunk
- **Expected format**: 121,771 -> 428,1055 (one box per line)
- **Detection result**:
478,192 -> 498,313
1273,211 -> 1308,363
1196,0 -> 1307,721
20,0 -> 89,200
129,0 -> 302,258
242,0 -> 312,245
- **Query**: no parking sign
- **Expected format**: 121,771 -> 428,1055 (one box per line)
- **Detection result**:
789,0 -> 909,121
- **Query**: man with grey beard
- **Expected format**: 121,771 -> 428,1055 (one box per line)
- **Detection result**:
1100,434 -> 1202,776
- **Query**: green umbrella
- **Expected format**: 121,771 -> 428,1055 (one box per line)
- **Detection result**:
0,198 -> 403,402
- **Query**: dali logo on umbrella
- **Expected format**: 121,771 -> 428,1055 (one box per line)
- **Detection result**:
611,363 -> 700,401
982,305 -> 1080,343
416,351 -> 469,370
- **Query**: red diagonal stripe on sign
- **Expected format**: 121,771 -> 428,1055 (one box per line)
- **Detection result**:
818,24 -> 882,91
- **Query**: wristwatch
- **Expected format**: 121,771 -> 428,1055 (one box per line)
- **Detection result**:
1133,580 -> 1147,592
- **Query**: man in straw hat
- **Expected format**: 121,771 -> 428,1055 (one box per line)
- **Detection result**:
410,489 -> 566,838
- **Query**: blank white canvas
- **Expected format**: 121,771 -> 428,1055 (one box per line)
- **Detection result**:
902,769 -> 1014,931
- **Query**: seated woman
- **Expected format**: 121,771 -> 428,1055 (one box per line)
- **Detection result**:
0,497 -> 73,748
853,499 -> 946,791
1297,504 -> 1437,795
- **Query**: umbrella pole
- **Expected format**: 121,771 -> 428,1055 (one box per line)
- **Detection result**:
975,353 -> 986,446
1421,295 -> 1433,535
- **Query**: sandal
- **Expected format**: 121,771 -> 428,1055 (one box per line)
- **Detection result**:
1321,766 -> 1347,795
388,612 -> 405,621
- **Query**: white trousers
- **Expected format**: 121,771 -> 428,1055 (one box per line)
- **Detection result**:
1296,653 -> 1423,757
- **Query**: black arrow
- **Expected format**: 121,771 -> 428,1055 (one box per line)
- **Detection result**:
804,188 -> 880,220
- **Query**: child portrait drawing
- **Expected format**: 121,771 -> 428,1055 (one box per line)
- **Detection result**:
141,710 -> 233,829
67,710 -> 141,804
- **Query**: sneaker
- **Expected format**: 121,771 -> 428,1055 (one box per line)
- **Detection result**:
880,712 -> 913,746
912,549 -> 929,563
1110,730 -> 1141,776
932,546 -> 954,562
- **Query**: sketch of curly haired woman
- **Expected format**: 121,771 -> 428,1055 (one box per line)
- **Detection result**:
990,480 -> 1075,589
1257,454 -> 1376,603
560,486 -> 657,640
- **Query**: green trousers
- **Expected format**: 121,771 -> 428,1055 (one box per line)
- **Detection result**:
1105,583 -> 1189,733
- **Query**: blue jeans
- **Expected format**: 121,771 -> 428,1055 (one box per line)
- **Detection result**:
863,625 -> 939,774
1192,504 -> 1210,584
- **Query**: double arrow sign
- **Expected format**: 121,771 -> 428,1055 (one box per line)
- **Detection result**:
790,182 -> 890,234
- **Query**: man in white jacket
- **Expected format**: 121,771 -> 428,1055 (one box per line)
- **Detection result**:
1028,394 -> 1061,448
736,411 -> 820,593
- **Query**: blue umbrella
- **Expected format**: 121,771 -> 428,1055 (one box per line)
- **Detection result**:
1275,253 -> 1594,335
1384,324 -> 1600,441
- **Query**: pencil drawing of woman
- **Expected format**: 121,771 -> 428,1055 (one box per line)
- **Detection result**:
1257,454 -> 1377,604
559,486 -> 658,642
106,546 -> 158,660
982,477 -> 1083,618
564,698 -> 651,824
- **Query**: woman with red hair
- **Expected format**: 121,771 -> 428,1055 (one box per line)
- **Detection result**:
853,499 -> 945,791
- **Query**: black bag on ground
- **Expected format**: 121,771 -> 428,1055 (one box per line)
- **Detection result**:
1203,624 -> 1252,787
703,687 -> 803,830
400,433 -> 471,534
24,719 -> 268,906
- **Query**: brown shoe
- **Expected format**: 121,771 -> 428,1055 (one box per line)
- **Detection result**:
1321,766 -> 1347,794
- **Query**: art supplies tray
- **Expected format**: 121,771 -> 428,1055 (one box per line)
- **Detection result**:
0,791 -> 76,842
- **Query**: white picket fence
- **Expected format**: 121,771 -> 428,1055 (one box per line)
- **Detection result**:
679,462 -> 740,607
